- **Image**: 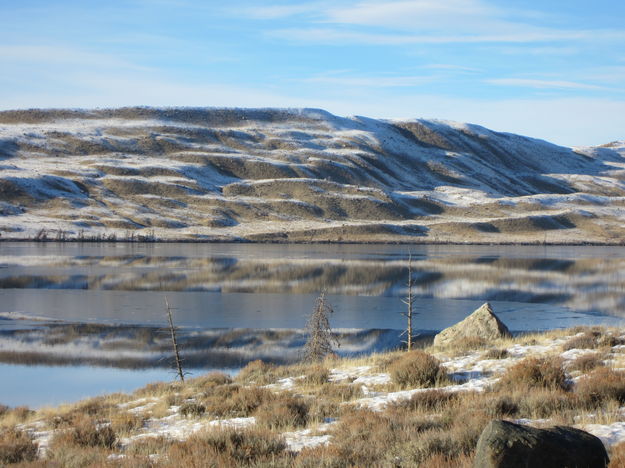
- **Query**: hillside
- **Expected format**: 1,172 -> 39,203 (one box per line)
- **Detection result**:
0,107 -> 624,243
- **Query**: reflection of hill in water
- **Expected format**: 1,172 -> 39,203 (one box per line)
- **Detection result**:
0,321 -> 408,369
1,252 -> 625,317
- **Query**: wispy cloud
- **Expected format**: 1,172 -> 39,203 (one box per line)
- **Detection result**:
269,27 -> 623,45
253,0 -> 625,46
240,3 -> 323,19
0,45 -> 148,70
487,78 -> 606,91
304,73 -> 436,87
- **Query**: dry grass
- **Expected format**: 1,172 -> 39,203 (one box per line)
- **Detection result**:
496,356 -> 568,391
50,414 -> 117,450
254,395 -> 309,430
609,441 -> 625,468
563,330 -> 601,351
166,427 -> 287,467
389,350 -> 448,388
179,402 -> 206,418
567,353 -> 605,373
482,348 -> 509,360
302,365 -> 330,386
575,368 -> 625,407
0,427 -> 38,464
201,385 -> 275,418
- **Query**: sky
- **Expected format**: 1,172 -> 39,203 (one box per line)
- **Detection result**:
1,0 -> 624,146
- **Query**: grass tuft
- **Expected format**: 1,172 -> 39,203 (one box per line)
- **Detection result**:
0,427 -> 38,464
389,350 -> 448,388
496,356 -> 567,391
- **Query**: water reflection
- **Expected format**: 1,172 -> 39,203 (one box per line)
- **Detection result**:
1,242 -> 624,317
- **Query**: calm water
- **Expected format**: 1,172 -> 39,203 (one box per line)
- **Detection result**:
1,242 -> 624,407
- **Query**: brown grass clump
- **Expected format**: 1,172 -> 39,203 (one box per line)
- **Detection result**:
1,406 -> 34,426
236,360 -> 278,385
563,331 -> 600,351
109,411 -> 146,435
191,372 -> 233,389
202,385 -> 274,418
396,389 -> 458,412
483,348 -> 509,360
389,350 -> 448,388
166,428 -> 287,466
0,427 -> 38,464
517,389 -> 576,419
496,356 -> 567,391
179,402 -> 206,418
302,365 -> 329,386
575,368 -> 625,407
254,395 -> 309,430
567,353 -> 605,373
51,414 -> 117,449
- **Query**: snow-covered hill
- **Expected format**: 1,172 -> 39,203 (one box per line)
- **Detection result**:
0,107 -> 623,243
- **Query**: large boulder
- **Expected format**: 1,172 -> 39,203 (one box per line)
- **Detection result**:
474,420 -> 609,468
433,302 -> 510,347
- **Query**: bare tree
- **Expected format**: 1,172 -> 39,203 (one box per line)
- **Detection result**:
165,296 -> 185,382
303,291 -> 339,362
400,253 -> 416,351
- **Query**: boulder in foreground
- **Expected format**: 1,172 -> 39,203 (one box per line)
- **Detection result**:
473,419 -> 609,468
433,302 -> 511,347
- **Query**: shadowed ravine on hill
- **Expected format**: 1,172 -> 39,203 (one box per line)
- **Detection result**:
0,107 -> 624,243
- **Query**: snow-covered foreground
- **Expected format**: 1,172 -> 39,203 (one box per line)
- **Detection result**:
1,107 -> 624,244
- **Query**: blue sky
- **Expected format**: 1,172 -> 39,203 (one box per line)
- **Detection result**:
1,0 -> 624,146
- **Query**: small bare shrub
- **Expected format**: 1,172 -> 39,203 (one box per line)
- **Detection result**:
518,390 -> 576,419
52,415 -> 117,449
486,395 -> 519,417
110,412 -> 145,435
390,350 -> 448,388
255,395 -> 308,430
398,389 -> 458,412
0,427 -> 38,464
302,365 -> 329,386
567,353 -> 604,372
236,360 -> 277,385
193,372 -> 232,389
575,368 -> 625,407
8,406 -> 33,423
179,402 -> 206,418
563,332 -> 600,351
483,348 -> 509,359
496,357 -> 567,391
203,385 -> 274,418
166,428 -> 286,465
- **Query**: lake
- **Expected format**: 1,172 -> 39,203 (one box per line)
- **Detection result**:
1,242 -> 624,407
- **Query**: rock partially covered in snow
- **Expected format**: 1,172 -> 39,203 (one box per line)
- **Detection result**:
433,302 -> 511,347
474,420 -> 609,468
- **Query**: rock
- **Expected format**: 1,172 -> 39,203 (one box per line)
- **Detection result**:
474,420 -> 609,468
433,302 -> 510,347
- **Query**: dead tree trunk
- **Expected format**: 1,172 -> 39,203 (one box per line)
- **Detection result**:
401,254 -> 415,351
303,291 -> 339,362
165,296 -> 185,382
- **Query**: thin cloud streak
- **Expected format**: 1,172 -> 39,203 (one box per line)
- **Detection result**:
304,74 -> 437,87
269,27 -> 625,45
487,78 -> 607,91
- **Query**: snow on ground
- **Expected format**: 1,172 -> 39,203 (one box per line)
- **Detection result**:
282,421 -> 336,452
582,422 -> 625,447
